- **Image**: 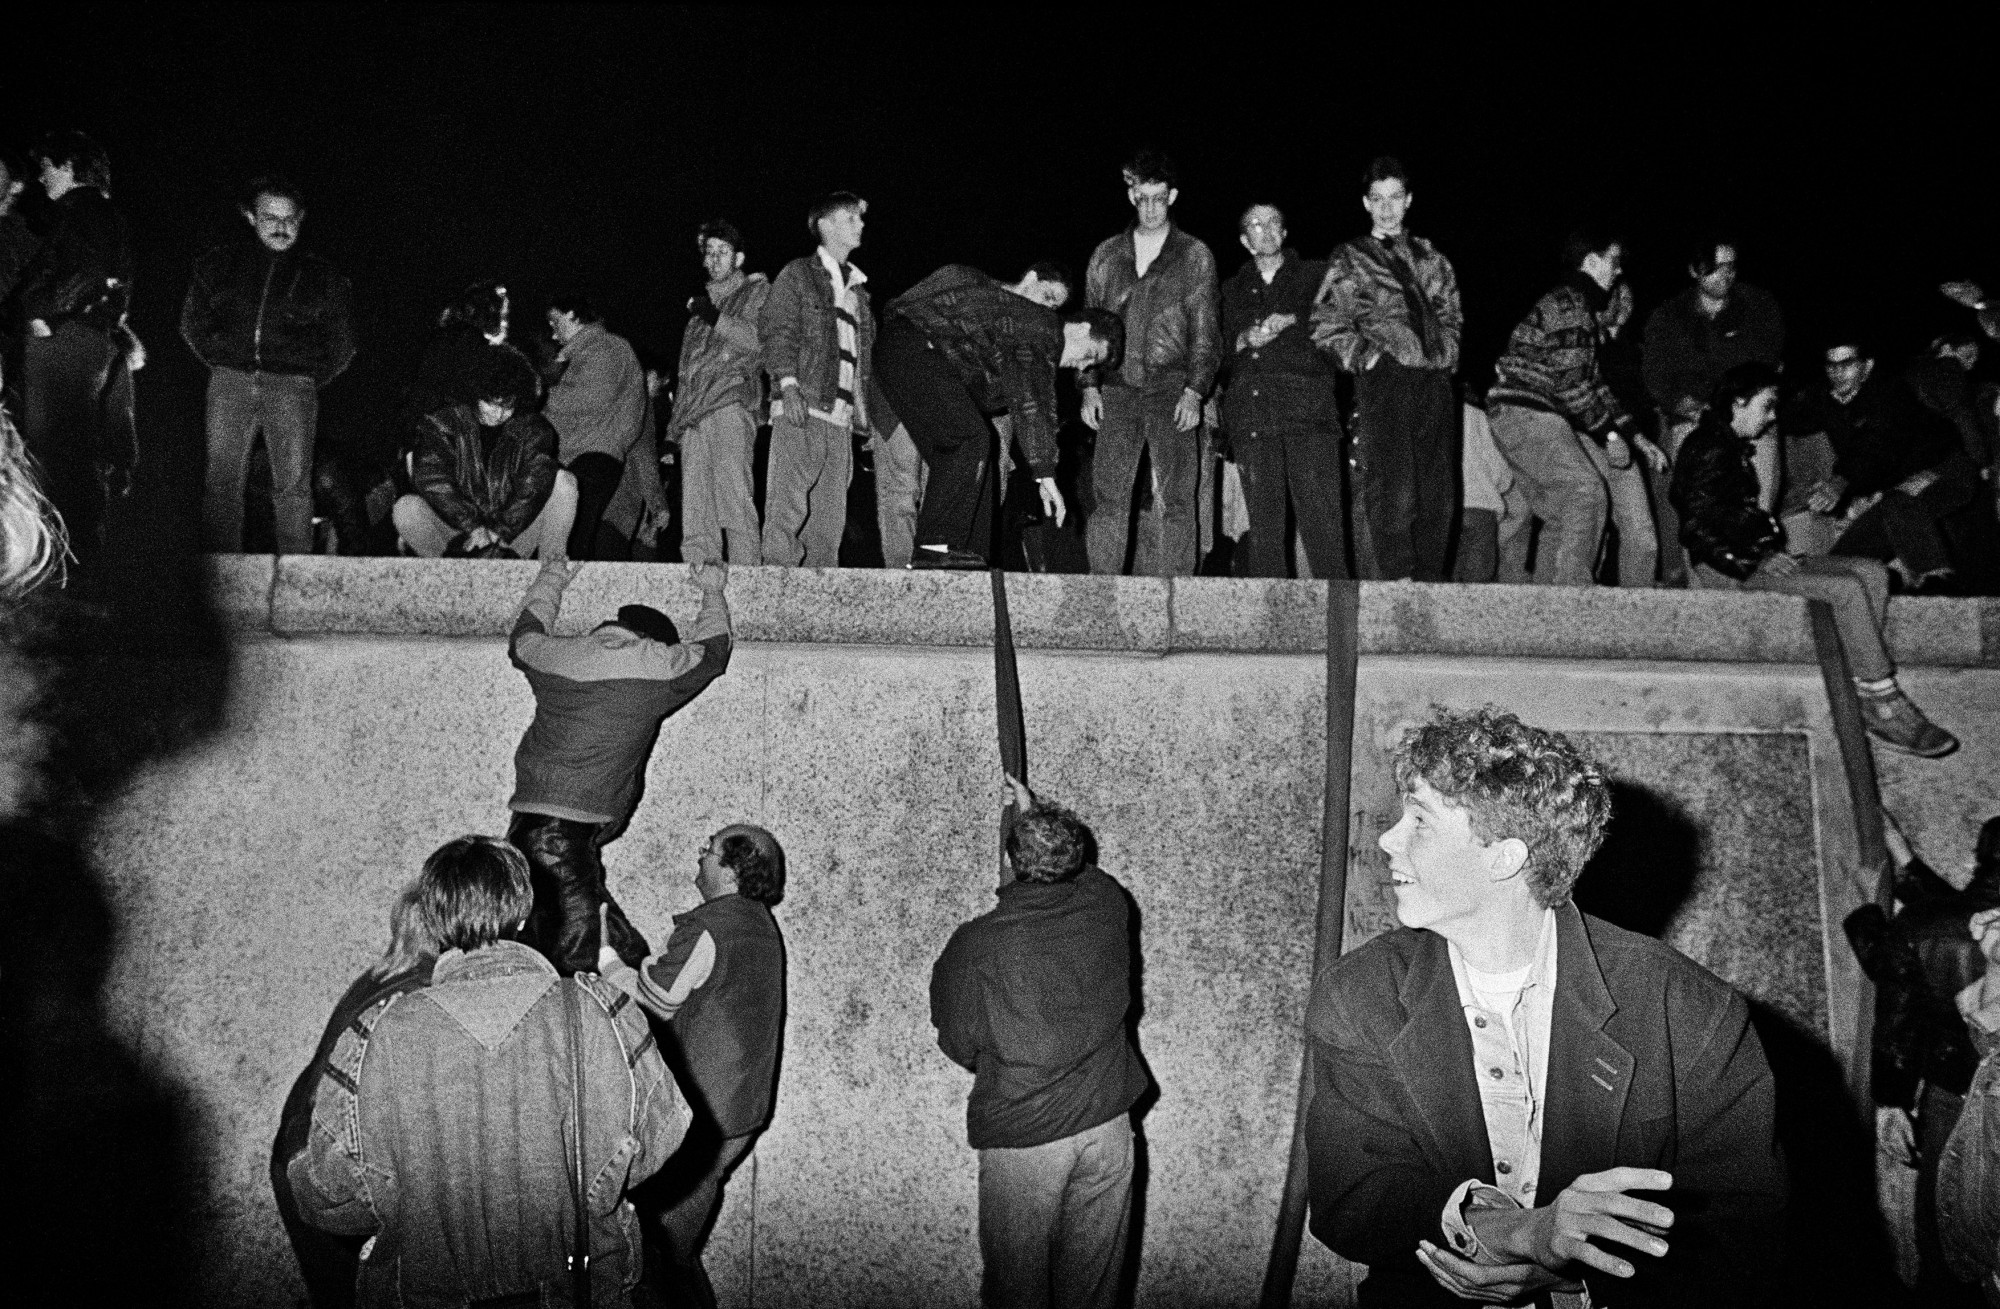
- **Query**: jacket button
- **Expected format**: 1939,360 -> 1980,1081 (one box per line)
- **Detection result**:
1488,1067 -> 1504,1080
1473,1016 -> 1487,1028
1496,1161 -> 1512,1175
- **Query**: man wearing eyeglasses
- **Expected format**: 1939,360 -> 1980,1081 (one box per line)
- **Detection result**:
1080,147 -> 1220,577
1219,204 -> 1345,578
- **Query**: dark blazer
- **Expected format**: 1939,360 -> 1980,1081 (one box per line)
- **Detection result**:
1305,903 -> 1785,1308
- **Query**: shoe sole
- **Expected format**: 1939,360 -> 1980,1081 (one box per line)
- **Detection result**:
1867,733 -> 1961,759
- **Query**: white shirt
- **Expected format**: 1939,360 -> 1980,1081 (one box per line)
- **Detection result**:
1133,226 -> 1169,278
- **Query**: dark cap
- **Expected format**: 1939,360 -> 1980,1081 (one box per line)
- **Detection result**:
610,603 -> 678,645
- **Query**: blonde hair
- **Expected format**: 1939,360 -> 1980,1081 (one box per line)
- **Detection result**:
0,401 -> 64,596
367,878 -> 440,981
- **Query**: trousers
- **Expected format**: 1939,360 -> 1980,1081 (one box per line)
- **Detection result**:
873,422 -> 929,568
1234,416 -> 1348,579
1089,386 -> 1196,576
392,469 -> 577,559
679,404 -> 762,566
643,1123 -> 759,1309
505,812 -> 651,975
1698,553 -> 1893,681
23,321 -> 130,556
565,451 -> 625,560
874,319 -> 996,557
204,366 -> 318,554
1350,358 -> 1456,581
761,412 -> 851,567
978,1113 -> 1134,1309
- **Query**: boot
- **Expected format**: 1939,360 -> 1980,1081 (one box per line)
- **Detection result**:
1859,686 -> 1959,758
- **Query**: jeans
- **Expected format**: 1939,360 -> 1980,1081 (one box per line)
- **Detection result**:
1487,405 -> 1607,586
22,321 -> 127,556
1833,455 -> 1979,578
392,469 -> 577,559
1698,553 -> 1893,681
1234,417 -> 1348,579
1089,386 -> 1197,576
761,413 -> 851,567
1579,434 -> 1658,586
565,451 -> 625,560
873,422 -> 929,568
204,366 -> 318,553
643,1123 -> 759,1309
978,1113 -> 1134,1309
874,319 -> 995,557
679,404 -> 762,566
1351,359 -> 1457,581
505,812 -> 651,975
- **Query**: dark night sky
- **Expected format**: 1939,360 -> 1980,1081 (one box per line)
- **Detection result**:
8,5 -> 1993,468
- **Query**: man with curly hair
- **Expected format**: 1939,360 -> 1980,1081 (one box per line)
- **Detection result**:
1305,708 -> 1785,1307
930,777 -> 1151,1309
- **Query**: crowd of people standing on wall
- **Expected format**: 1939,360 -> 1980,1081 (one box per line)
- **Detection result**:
3,133 -> 1990,758
6,132 -> 1999,598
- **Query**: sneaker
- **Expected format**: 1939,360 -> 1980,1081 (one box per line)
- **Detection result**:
1860,688 -> 1959,758
908,547 -> 987,570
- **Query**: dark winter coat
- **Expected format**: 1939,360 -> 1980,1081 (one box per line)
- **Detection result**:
181,237 -> 355,385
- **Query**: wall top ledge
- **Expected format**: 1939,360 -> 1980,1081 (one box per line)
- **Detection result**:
198,555 -> 2000,668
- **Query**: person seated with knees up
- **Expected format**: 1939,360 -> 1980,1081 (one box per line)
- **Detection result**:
394,346 -> 576,559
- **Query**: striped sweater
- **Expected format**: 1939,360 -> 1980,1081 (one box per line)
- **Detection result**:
1486,274 -> 1631,436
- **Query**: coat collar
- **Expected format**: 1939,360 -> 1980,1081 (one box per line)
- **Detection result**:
1387,902 -> 1633,1191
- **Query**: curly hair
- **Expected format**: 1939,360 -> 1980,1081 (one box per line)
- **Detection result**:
717,825 -> 786,905
1392,707 -> 1611,908
1007,802 -> 1089,884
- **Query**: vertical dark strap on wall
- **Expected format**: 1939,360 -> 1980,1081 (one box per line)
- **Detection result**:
1261,578 -> 1362,1308
992,568 -> 1027,885
1805,598 -> 1894,1106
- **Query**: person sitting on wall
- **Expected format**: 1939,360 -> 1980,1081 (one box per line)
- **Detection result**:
507,558 -> 732,975
1788,338 -> 1980,593
1305,706 -> 1787,1307
1671,362 -> 1958,758
599,824 -> 788,1309
270,879 -> 436,1309
392,348 -> 576,559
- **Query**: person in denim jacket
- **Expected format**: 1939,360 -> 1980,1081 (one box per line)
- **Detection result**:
1940,904 -> 2000,1306
288,836 -> 686,1309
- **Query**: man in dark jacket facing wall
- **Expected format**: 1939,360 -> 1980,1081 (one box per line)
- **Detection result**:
930,778 -> 1151,1309
182,174 -> 355,554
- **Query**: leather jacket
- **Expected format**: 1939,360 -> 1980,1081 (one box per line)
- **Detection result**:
1846,856 -> 2000,1107
19,188 -> 132,334
1083,224 -> 1220,395
180,237 -> 355,385
410,403 -> 559,542
1668,417 -> 1783,580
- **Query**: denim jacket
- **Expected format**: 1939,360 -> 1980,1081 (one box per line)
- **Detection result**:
1940,980 -> 2000,1304
760,251 -> 876,429
288,941 -> 686,1307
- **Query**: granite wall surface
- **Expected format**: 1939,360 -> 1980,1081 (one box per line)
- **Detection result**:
70,560 -> 2000,1307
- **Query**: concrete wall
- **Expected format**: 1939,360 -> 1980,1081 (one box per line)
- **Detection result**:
75,559 -> 2000,1306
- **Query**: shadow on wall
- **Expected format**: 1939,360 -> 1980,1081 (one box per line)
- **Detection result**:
0,488 -> 233,1308
1578,780 -> 1914,1309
